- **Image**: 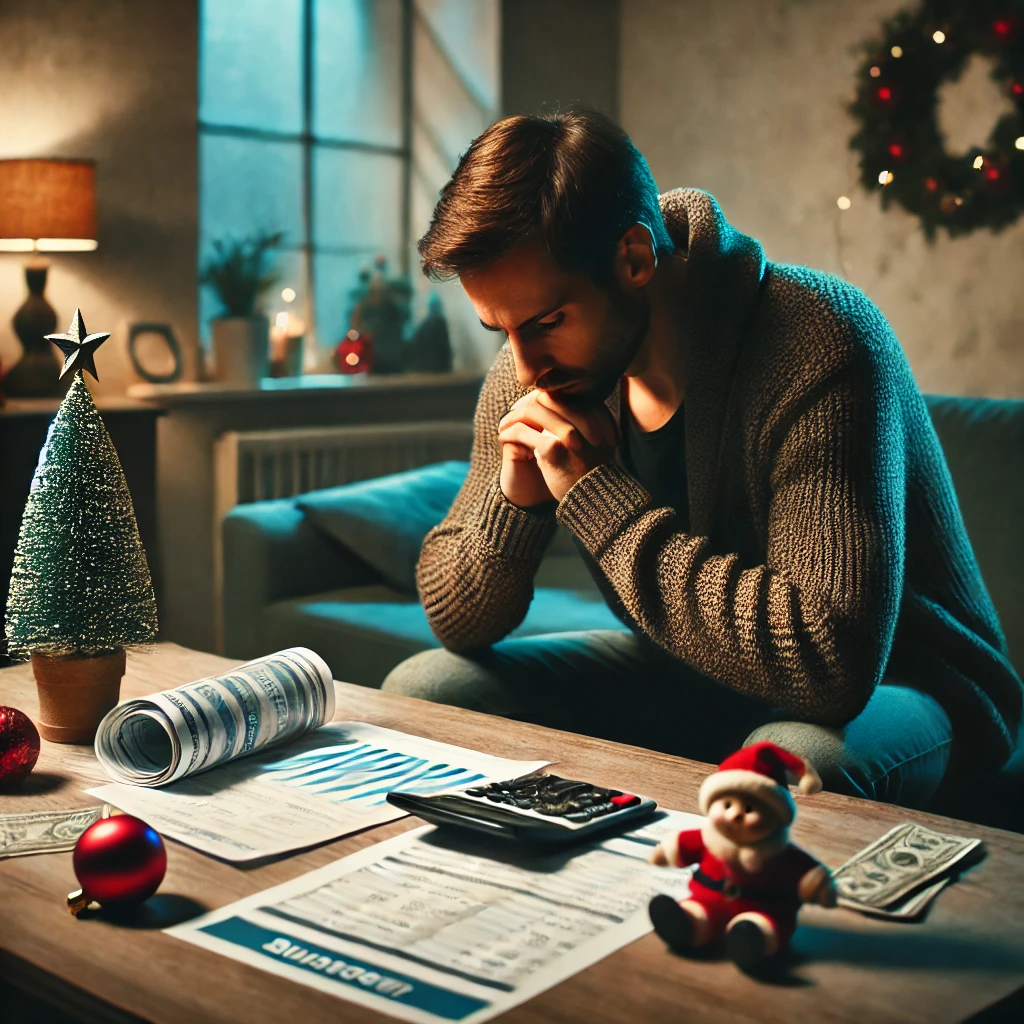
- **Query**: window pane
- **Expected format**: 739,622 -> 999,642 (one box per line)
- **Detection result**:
313,148 -> 403,251
314,0 -> 404,146
201,0 -> 303,132
314,251 -> 402,354
199,247 -> 308,354
200,135 -> 304,248
199,135 -> 304,345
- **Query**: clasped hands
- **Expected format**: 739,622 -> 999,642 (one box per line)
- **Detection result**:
498,390 -> 619,506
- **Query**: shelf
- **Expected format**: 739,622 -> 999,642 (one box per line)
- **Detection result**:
127,372 -> 484,407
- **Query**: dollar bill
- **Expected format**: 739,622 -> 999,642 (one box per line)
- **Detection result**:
839,876 -> 950,920
833,822 -> 981,912
0,806 -> 104,859
95,648 -> 335,788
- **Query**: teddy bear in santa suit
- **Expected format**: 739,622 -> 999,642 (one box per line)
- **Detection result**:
648,741 -> 836,971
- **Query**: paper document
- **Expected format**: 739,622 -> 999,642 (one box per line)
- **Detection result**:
88,722 -> 548,861
167,810 -> 703,1023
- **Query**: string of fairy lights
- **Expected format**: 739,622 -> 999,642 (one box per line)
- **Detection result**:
845,0 -> 1024,239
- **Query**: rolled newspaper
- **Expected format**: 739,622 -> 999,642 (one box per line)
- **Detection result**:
95,648 -> 335,787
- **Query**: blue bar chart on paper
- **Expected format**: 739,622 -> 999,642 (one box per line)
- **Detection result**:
88,723 -> 549,861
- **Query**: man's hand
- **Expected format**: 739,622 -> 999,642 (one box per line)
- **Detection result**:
499,391 -> 618,504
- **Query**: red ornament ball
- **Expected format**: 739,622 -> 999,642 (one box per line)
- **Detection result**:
335,328 -> 373,374
0,706 -> 41,786
73,815 -> 166,906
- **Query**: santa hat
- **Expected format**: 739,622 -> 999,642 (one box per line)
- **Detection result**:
698,742 -> 822,826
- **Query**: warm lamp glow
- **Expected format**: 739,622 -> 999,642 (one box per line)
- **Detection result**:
0,159 -> 98,250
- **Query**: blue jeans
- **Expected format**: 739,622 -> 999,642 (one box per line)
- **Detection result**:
382,629 -> 953,809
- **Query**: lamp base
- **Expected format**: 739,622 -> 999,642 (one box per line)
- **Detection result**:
2,262 -> 64,399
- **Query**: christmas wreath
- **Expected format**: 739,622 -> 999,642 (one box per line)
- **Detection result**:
849,0 -> 1024,238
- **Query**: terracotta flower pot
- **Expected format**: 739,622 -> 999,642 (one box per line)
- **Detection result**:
31,649 -> 126,744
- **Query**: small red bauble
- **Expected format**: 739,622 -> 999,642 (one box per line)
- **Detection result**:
73,814 -> 166,906
335,329 -> 373,374
0,706 -> 41,786
877,86 -> 892,101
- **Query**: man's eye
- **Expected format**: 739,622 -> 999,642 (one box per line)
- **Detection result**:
539,314 -> 563,331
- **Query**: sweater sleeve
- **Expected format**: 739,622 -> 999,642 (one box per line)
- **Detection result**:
416,346 -> 558,650
555,359 -> 905,724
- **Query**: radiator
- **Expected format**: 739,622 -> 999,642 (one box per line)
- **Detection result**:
212,420 -> 473,651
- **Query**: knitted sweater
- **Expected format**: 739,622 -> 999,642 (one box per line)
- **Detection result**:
417,189 -> 1023,770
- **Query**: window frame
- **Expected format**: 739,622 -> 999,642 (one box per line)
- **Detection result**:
198,0 -> 414,348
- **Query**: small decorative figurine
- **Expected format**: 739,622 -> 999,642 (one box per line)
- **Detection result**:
648,741 -> 836,971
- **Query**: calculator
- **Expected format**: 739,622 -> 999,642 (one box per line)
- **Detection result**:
386,773 -> 657,846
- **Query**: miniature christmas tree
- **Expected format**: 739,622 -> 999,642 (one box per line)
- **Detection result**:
6,315 -> 158,658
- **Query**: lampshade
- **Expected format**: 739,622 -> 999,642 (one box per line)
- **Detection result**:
0,159 -> 97,252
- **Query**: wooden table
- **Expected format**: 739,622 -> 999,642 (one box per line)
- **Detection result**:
2,644 -> 1023,1023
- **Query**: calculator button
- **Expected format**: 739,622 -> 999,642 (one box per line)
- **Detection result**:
564,810 -> 593,822
465,788 -> 489,796
610,794 -> 640,808
590,802 -> 617,817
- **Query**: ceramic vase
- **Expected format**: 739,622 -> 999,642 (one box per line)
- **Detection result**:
211,315 -> 270,385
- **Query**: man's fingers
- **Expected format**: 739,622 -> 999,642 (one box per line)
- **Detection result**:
535,391 -> 619,448
502,440 -> 535,462
500,421 -> 564,462
500,403 -> 584,451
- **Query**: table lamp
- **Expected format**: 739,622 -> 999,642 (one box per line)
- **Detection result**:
0,159 -> 98,398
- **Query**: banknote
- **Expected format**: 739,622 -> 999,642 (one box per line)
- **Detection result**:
838,876 -> 950,920
95,648 -> 335,788
833,822 -> 981,912
0,806 -> 104,859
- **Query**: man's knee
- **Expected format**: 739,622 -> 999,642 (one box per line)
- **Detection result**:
381,647 -> 516,715
743,720 -> 870,798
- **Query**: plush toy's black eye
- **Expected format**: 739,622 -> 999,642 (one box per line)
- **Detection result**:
723,800 -> 732,809
744,804 -> 752,814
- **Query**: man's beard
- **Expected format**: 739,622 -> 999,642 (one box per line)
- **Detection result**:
537,286 -> 649,406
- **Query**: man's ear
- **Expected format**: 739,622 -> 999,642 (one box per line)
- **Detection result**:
613,223 -> 657,290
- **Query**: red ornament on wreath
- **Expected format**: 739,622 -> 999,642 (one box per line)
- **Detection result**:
0,706 -> 41,786
69,814 -> 166,914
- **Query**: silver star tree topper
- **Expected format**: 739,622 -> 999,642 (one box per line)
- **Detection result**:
45,308 -> 111,381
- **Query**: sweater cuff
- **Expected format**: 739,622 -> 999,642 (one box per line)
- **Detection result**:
481,479 -> 557,559
556,462 -> 651,554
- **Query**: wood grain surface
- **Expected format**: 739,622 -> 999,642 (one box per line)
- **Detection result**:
2,643 -> 1023,1023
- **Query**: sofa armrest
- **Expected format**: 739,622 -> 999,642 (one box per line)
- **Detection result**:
222,499 -> 379,658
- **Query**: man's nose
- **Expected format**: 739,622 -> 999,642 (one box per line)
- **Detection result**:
509,338 -> 548,390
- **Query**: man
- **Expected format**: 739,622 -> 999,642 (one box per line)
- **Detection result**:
382,110 -> 1022,807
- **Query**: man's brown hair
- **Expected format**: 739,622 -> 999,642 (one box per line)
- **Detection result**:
418,110 -> 675,284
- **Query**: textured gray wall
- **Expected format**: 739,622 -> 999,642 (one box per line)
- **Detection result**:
502,0 -> 620,118
621,0 -> 1024,398
0,0 -> 199,397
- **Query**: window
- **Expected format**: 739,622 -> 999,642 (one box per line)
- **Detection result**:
199,0 -> 413,363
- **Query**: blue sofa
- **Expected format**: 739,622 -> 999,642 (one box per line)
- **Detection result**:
222,395 -> 1024,825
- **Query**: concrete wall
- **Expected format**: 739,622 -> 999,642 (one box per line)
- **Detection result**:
620,0 -> 1024,398
502,0 -> 620,119
411,0 -> 503,371
0,0 -> 199,398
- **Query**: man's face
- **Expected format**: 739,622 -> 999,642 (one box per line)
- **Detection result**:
461,240 -> 649,405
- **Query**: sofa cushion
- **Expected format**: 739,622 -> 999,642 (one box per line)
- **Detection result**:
261,583 -> 627,688
926,396 -> 1024,678
296,461 -> 469,593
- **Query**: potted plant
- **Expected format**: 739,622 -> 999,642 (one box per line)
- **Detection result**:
5,329 -> 159,743
200,231 -> 282,384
